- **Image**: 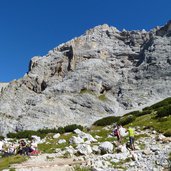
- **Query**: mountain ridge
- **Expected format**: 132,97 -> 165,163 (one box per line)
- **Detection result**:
0,20 -> 171,136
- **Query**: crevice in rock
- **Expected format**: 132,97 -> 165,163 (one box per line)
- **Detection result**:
136,38 -> 153,67
41,80 -> 47,91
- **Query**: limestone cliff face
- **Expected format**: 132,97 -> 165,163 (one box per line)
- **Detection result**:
0,21 -> 171,135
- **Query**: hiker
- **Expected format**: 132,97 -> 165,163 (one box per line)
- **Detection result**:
126,127 -> 135,150
119,125 -> 128,137
113,125 -> 122,143
30,139 -> 38,151
0,140 -> 4,153
17,139 -> 32,155
1,143 -> 16,157
29,139 -> 40,155
7,143 -> 16,155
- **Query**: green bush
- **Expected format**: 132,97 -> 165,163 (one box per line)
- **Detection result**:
118,115 -> 136,126
7,130 -> 44,139
148,97 -> 171,110
163,129 -> 171,137
156,105 -> 171,118
135,110 -> 151,117
0,135 -> 4,140
121,110 -> 150,119
37,128 -> 58,134
143,106 -> 152,111
124,111 -> 140,116
57,127 -> 65,134
6,124 -> 84,139
93,116 -> 121,126
64,124 -> 83,132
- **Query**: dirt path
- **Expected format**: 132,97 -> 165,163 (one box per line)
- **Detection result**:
11,154 -> 84,171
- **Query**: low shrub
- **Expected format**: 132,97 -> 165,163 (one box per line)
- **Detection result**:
156,105 -> 171,118
57,127 -> 65,134
148,97 -> 171,110
37,128 -> 58,134
143,106 -> 152,111
7,124 -> 84,139
64,124 -> 83,132
118,115 -> 136,126
0,135 -> 4,140
7,130 -> 44,139
93,116 -> 121,126
138,110 -> 151,116
124,111 -> 140,116
98,94 -> 107,101
122,110 -> 150,118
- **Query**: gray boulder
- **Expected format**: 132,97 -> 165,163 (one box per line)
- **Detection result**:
99,141 -> 114,154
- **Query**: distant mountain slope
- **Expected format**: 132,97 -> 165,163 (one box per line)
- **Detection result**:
0,21 -> 171,135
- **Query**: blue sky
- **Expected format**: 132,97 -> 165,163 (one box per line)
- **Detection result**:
0,0 -> 170,82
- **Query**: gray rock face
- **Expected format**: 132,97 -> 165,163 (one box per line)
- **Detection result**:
0,83 -> 8,92
0,21 -> 171,135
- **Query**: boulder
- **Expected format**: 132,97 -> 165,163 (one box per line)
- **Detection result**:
69,136 -> 84,144
76,144 -> 92,155
53,133 -> 60,139
74,129 -> 97,143
99,141 -> 113,154
58,139 -> 66,144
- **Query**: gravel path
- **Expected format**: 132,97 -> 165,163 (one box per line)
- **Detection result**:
12,154 -> 83,171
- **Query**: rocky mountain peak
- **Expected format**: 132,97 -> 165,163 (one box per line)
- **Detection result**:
0,21 -> 171,136
156,20 -> 171,36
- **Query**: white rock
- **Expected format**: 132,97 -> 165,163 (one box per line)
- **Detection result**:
95,135 -> 101,139
76,144 -> 92,155
99,141 -> 113,154
111,158 -> 120,163
74,129 -> 97,143
156,134 -> 165,141
69,136 -> 84,144
65,146 -> 77,155
74,128 -> 82,134
58,139 -> 66,144
152,130 -> 157,134
53,133 -> 60,139
92,145 -> 100,154
143,149 -> 151,155
117,144 -> 128,153
31,135 -> 41,143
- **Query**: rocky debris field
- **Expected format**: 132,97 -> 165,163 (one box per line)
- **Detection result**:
2,126 -> 170,171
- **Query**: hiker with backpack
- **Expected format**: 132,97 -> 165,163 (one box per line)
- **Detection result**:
113,125 -> 122,143
126,127 -> 135,150
17,139 -> 33,155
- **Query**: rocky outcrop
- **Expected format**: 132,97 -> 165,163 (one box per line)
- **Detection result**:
0,82 -> 8,92
0,21 -> 171,135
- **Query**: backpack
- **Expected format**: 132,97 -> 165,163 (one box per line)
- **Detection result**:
113,129 -> 118,136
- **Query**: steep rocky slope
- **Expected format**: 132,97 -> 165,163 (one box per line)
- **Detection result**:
0,21 -> 171,135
